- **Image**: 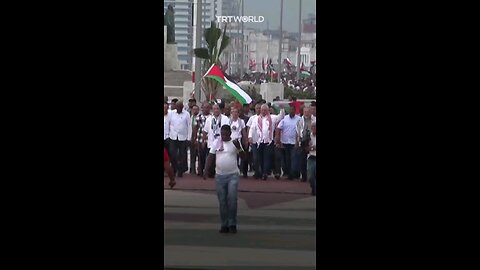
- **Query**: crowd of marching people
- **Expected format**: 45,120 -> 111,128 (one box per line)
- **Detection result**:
163,96 -> 317,196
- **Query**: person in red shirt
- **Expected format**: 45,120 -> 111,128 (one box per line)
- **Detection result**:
289,96 -> 304,115
164,148 -> 176,188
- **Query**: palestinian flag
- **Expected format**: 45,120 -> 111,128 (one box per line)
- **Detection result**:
300,70 -> 312,78
204,64 -> 253,105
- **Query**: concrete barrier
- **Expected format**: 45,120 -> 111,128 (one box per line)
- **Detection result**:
260,83 -> 284,103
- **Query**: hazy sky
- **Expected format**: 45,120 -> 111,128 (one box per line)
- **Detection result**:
243,0 -> 316,33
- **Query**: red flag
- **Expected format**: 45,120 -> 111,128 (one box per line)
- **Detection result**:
300,62 -> 305,71
262,58 -> 265,71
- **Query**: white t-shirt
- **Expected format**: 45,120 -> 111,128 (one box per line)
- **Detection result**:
209,139 -> 240,175
246,114 -> 259,128
163,114 -> 170,140
229,118 -> 245,141
203,114 -> 230,149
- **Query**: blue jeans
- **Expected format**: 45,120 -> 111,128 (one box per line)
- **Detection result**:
307,157 -> 316,195
291,147 -> 302,178
215,173 -> 240,227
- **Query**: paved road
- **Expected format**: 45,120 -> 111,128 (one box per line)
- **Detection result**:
164,174 -> 316,269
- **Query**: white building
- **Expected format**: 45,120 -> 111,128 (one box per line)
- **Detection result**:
238,29 -> 317,73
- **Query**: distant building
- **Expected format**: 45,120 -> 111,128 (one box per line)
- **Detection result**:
232,28 -> 317,74
303,14 -> 316,33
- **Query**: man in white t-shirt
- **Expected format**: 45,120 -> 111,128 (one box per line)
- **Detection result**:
204,125 -> 246,234
202,104 -> 230,177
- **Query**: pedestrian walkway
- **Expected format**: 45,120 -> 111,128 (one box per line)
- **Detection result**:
164,173 -> 311,195
164,189 -> 316,269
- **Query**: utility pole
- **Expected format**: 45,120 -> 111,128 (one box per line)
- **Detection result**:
240,0 -> 244,77
278,0 -> 283,83
296,0 -> 302,80
194,0 -> 203,101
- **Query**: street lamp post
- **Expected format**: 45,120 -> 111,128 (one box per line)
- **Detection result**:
240,0 -> 245,77
278,0 -> 283,83
194,0 -> 203,101
296,0 -> 302,80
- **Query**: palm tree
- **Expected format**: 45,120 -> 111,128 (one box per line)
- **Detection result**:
193,21 -> 231,101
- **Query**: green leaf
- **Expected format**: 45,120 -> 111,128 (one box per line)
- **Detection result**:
193,48 -> 210,60
217,23 -> 231,60
204,22 -> 222,61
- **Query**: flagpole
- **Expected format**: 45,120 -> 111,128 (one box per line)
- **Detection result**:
278,0 -> 283,83
240,0 -> 245,78
194,0 -> 203,101
296,0 -> 302,80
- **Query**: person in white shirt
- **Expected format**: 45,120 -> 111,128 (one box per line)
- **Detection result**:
246,104 -> 261,130
168,100 -> 192,178
229,107 -> 247,176
248,104 -> 285,180
189,104 -> 200,175
275,103 -> 301,180
296,106 -> 317,182
306,121 -> 316,196
245,103 -> 261,176
168,98 -> 178,113
164,102 -> 171,152
229,108 -> 246,143
204,125 -> 246,234
192,102 -> 211,177
202,104 -> 230,178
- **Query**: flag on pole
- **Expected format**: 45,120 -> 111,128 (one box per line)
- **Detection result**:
249,59 -> 256,71
272,70 -> 278,81
300,62 -> 305,71
262,58 -> 265,71
285,57 -> 292,66
204,64 -> 253,105
300,70 -> 311,78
